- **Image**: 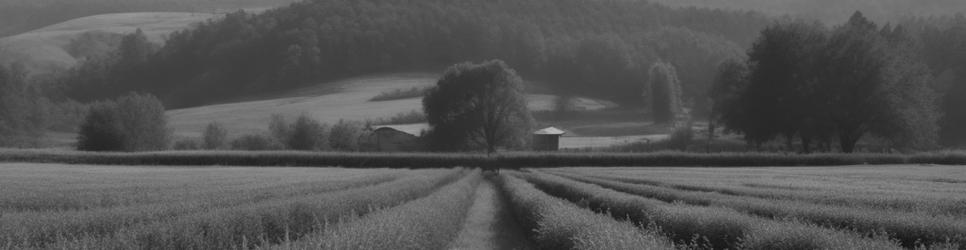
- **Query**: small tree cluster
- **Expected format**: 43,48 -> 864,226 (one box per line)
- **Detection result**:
202,122 -> 228,150
712,12 -> 939,153
76,93 -> 169,151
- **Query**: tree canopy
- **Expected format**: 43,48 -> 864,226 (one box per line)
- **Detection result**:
714,12 -> 940,153
423,60 -> 533,153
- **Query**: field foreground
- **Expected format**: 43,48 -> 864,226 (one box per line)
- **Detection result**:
0,164 -> 964,249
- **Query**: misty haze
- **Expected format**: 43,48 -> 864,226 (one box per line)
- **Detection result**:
0,0 -> 965,249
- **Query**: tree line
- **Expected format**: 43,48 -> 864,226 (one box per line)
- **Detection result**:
50,0 -> 769,115
712,12 -> 946,153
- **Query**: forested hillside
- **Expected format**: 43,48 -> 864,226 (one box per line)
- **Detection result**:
53,0 -> 770,111
0,0 -> 297,37
650,0 -> 966,24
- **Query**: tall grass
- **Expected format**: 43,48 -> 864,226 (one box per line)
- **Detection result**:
496,173 -> 674,250
555,172 -> 966,249
9,169 -> 465,249
518,171 -> 902,250
276,170 -> 482,249
3,149 -> 966,168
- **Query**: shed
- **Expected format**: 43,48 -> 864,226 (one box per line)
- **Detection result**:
360,124 -> 428,152
532,127 -> 566,151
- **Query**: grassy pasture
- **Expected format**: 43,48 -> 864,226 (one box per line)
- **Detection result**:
0,163 -> 963,249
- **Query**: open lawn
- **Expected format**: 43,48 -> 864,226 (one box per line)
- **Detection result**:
1,163 -> 963,249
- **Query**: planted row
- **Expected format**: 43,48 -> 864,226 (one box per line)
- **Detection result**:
30,169 -> 466,249
555,172 -> 966,249
519,171 -> 902,250
0,170 -> 408,248
497,173 -> 674,250
277,170 -> 483,249
568,170 -> 966,216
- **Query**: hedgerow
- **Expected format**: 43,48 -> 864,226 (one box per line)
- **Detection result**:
496,173 -> 674,250
2,149 -> 966,168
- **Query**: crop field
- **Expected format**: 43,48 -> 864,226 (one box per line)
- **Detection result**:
1,163 -> 963,249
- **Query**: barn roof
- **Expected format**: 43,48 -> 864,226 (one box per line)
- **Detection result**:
534,127 -> 566,135
373,123 -> 430,136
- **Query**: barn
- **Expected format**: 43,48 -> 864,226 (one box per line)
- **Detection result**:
532,127 -> 565,151
360,124 -> 427,152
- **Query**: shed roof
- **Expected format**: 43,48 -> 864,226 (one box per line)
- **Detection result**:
534,127 -> 566,135
373,123 -> 430,136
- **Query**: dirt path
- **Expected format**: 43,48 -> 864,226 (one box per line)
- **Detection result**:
450,178 -> 534,250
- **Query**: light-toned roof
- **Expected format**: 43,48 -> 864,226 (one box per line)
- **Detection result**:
534,127 -> 566,135
373,123 -> 430,136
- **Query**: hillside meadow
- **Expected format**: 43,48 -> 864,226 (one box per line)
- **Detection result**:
1,163 -> 963,249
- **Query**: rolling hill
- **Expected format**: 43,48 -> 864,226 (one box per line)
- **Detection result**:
0,12 -> 219,75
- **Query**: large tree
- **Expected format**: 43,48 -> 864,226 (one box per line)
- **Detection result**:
817,12 -> 939,152
423,60 -> 533,153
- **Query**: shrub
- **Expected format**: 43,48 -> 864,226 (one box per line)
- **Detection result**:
369,87 -> 431,102
172,138 -> 199,150
667,126 -> 694,151
268,114 -> 289,143
230,134 -> 282,151
329,120 -> 363,151
370,110 -> 426,125
288,114 -> 329,150
76,93 -> 169,152
202,122 -> 228,150
76,102 -> 124,151
114,93 -> 169,151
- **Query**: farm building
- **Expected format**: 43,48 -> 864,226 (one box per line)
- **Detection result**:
360,124 -> 427,152
532,127 -> 565,151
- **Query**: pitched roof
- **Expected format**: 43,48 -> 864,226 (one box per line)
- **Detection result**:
373,123 -> 430,136
534,127 -> 566,135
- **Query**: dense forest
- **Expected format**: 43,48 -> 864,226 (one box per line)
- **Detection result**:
51,0 -> 770,113
0,0 -> 297,37
651,0 -> 966,24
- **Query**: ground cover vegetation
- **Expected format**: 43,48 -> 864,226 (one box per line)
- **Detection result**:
514,170 -> 904,249
547,167 -> 966,249
0,165 -> 465,249
4,164 -> 959,249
